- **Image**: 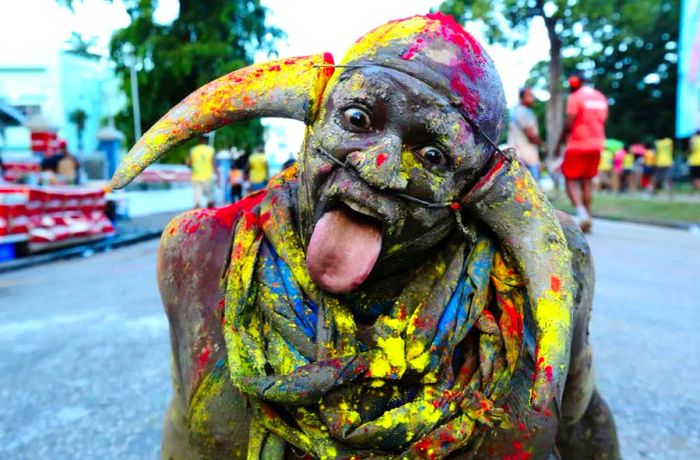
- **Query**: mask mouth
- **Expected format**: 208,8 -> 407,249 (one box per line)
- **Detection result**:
306,202 -> 384,294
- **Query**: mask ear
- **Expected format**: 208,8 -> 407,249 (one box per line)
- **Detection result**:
111,53 -> 335,189
462,151 -> 574,411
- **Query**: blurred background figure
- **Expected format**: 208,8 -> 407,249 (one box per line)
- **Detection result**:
508,86 -> 543,181
282,153 -> 296,170
596,143 -> 614,191
55,139 -> 80,185
557,73 -> 608,233
621,144 -> 635,192
653,137 -> 674,193
688,130 -> 700,192
187,135 -> 217,209
246,146 -> 268,192
229,151 -> 246,203
611,142 -> 626,193
641,143 -> 656,191
629,143 -> 646,193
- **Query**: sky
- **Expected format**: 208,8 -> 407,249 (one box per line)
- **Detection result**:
260,0 -> 550,105
0,0 -> 550,159
0,0 -> 549,104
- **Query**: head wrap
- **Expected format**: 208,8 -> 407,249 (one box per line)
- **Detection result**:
338,13 -> 506,144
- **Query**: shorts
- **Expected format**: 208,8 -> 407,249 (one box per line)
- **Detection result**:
192,179 -> 213,206
690,166 -> 700,181
561,149 -> 601,180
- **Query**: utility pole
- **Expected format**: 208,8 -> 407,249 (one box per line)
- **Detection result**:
123,43 -> 141,141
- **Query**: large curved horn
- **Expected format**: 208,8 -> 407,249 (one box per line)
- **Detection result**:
111,53 -> 335,189
462,151 -> 574,411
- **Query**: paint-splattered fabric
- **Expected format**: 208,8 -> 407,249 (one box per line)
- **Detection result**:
205,166 -> 529,459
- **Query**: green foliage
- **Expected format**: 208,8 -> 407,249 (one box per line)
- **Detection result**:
68,108 -> 87,131
105,0 -> 282,164
439,0 -> 680,145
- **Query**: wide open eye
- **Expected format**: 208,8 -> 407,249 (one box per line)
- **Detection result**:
415,145 -> 448,167
343,107 -> 372,131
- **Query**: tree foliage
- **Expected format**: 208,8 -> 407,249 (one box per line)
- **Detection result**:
105,0 -> 282,163
438,0 -> 680,150
523,1 -> 678,144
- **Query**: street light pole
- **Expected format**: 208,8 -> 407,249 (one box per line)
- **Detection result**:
123,43 -> 142,141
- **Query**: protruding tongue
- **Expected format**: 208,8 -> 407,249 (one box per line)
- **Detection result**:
306,207 -> 383,293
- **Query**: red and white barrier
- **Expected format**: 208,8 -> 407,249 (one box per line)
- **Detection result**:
0,185 -> 114,251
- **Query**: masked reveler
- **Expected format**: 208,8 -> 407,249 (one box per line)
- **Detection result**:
112,14 -> 619,460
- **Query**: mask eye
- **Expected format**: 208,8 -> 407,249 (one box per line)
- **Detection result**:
415,145 -> 448,167
343,107 -> 372,131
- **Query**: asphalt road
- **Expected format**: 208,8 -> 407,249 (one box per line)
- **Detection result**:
0,219 -> 698,459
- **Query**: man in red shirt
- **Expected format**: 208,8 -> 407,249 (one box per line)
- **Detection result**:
558,74 -> 608,233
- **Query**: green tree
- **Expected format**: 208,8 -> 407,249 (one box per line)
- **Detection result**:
438,0 -> 676,157
64,32 -> 100,58
521,1 -> 678,145
60,0 -> 282,164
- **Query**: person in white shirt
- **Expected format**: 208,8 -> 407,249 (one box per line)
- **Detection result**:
508,87 -> 543,181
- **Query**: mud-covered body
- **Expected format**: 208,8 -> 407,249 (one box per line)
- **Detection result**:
109,14 -> 619,459
156,199 -> 617,460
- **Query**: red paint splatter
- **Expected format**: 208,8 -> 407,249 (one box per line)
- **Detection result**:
439,431 -> 457,443
197,346 -> 211,367
400,37 -> 425,60
499,296 -> 523,337
412,437 -> 437,459
544,365 -> 554,383
412,316 -> 432,329
550,275 -> 561,292
376,153 -> 388,167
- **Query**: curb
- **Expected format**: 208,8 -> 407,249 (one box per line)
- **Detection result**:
589,214 -> 698,231
0,228 -> 164,275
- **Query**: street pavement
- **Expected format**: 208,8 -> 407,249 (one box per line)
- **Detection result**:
0,219 -> 698,459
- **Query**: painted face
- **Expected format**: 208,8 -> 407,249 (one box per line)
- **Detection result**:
299,66 -> 493,293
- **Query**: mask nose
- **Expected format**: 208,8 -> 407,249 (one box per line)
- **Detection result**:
345,137 -> 408,191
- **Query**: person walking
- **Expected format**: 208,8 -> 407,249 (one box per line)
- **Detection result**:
188,136 -> 217,208
653,137 -> 674,192
246,147 -> 268,192
557,74 -> 608,233
508,87 -> 543,181
688,130 -> 700,191
229,153 -> 246,203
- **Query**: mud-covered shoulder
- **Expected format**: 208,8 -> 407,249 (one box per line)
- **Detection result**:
157,207 -> 238,405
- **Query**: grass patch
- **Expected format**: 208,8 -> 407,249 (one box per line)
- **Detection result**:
548,193 -> 700,225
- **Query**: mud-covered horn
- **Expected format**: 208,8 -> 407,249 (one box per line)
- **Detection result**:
110,53 -> 335,189
462,152 -> 575,412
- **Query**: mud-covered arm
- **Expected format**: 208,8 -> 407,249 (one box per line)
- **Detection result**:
157,208 -> 235,406
555,211 -> 596,425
